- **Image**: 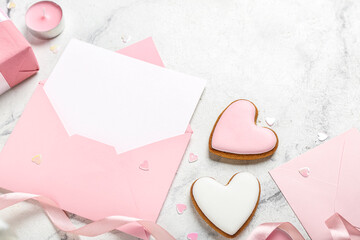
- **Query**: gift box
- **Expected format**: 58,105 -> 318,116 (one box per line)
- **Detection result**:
0,9 -> 39,95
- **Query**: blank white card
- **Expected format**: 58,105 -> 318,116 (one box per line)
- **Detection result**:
44,39 -> 206,153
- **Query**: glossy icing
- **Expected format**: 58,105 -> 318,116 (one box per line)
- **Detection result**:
192,172 -> 260,236
212,100 -> 277,154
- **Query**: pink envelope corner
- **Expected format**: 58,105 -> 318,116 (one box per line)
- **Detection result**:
0,38 -> 192,239
0,11 -> 39,94
269,128 -> 360,239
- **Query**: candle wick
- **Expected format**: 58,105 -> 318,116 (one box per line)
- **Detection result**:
42,7 -> 46,18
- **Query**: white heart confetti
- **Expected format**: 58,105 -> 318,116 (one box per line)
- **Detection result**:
318,132 -> 328,141
121,35 -> 132,43
265,117 -> 276,126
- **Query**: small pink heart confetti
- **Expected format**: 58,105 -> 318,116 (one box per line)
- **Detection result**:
139,160 -> 149,171
187,233 -> 198,240
299,167 -> 310,177
176,204 -> 187,214
189,153 -> 198,163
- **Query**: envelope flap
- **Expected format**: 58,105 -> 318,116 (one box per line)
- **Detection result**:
0,85 -> 140,219
335,129 -> 360,228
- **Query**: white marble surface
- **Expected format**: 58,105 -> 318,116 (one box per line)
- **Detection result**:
1,0 -> 360,239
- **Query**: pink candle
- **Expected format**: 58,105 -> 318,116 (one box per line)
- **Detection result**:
25,1 -> 64,39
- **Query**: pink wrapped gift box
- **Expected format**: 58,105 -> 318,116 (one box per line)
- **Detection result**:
0,9 -> 39,95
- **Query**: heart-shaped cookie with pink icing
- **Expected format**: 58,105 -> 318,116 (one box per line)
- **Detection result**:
209,99 -> 278,160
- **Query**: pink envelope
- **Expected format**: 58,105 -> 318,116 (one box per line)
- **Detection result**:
0,38 -> 192,239
0,10 -> 39,95
270,128 -> 360,239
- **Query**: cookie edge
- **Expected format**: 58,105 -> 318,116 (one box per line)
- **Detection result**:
208,99 -> 279,160
190,172 -> 261,238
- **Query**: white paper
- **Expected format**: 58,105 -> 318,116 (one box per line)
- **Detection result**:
0,10 -> 8,22
0,72 -> 10,95
44,39 -> 206,153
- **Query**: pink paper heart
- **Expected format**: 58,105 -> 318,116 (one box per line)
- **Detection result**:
189,153 -> 198,163
139,160 -> 149,171
211,100 -> 278,155
298,167 -> 310,177
176,203 -> 187,214
187,233 -> 198,240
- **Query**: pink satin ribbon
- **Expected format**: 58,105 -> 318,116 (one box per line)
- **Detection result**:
326,213 -> 360,240
2,192 -> 360,240
247,222 -> 305,240
247,213 -> 360,240
0,192 -> 175,239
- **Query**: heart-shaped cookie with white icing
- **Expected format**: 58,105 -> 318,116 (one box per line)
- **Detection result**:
191,172 -> 260,238
209,99 -> 278,160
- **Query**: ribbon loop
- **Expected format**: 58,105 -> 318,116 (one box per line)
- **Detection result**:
246,222 -> 305,240
0,192 -> 175,239
326,213 -> 360,240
